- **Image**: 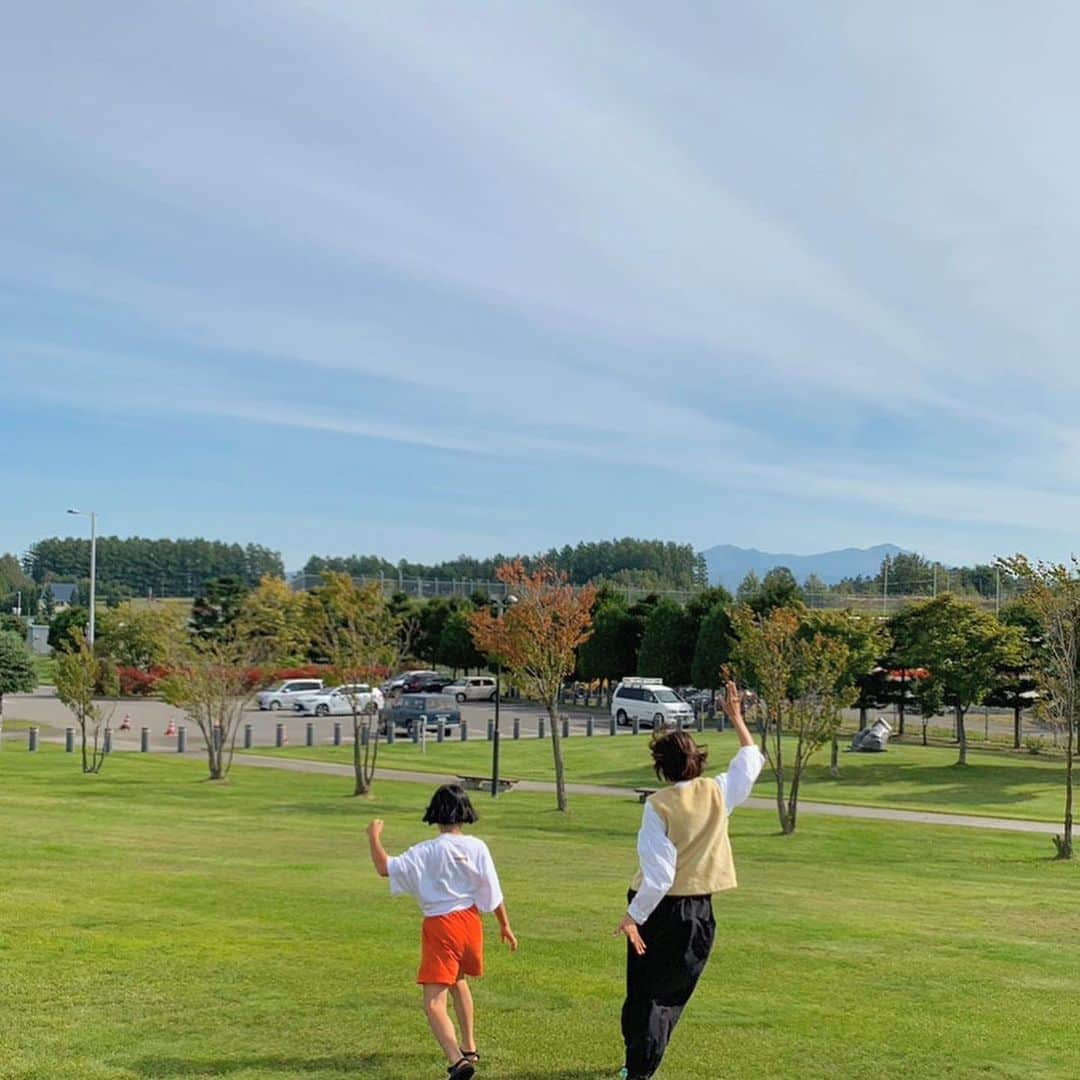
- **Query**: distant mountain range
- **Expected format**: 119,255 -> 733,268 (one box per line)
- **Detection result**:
702,543 -> 906,591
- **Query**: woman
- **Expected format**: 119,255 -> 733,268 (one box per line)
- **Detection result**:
615,681 -> 764,1080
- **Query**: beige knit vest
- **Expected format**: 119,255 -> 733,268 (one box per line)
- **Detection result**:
631,776 -> 737,896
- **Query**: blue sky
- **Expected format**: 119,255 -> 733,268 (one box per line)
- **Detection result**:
3,2 -> 1079,572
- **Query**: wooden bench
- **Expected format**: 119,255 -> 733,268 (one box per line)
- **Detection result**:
457,775 -> 518,794
635,788 -> 656,803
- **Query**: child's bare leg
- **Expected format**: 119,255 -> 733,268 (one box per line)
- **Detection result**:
450,978 -> 476,1053
422,985 -> 462,1064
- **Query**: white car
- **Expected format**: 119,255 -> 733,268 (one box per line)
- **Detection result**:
443,676 -> 498,703
256,679 -> 324,711
297,684 -> 385,717
611,677 -> 694,729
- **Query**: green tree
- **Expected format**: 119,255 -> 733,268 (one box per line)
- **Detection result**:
899,595 -> 1022,766
736,570 -> 761,607
0,631 -> 36,740
1000,556 -> 1080,858
690,604 -> 734,702
439,610 -> 486,673
578,600 -> 640,701
96,603 -> 188,670
190,576 -> 250,640
754,567 -> 805,614
234,576 -> 314,667
55,632 -> 119,774
48,607 -> 88,652
311,574 -> 398,796
732,605 -> 857,834
637,599 -> 694,685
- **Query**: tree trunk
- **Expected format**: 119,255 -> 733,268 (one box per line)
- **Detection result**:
1055,711 -> 1074,859
549,704 -> 568,812
1013,705 -> 1022,750
898,699 -> 905,737
859,704 -> 867,731
786,768 -> 801,833
829,734 -> 839,778
956,705 -> 968,766
353,712 -> 369,796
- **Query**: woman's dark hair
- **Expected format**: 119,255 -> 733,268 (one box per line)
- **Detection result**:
650,730 -> 709,783
422,784 -> 479,826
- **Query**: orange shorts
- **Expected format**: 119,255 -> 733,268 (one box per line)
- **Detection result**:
418,906 -> 484,986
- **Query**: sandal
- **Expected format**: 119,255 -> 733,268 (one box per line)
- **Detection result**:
460,1048 -> 480,1063
447,1058 -> 476,1080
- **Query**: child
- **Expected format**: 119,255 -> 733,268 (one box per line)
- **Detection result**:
614,680 -> 764,1080
367,784 -> 518,1080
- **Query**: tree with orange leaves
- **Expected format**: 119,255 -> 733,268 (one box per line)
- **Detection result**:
470,561 -> 595,811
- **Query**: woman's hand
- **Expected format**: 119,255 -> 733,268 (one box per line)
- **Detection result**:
721,680 -> 743,724
615,915 -> 646,956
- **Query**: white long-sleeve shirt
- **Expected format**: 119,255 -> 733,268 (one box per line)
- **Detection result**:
627,745 -> 765,924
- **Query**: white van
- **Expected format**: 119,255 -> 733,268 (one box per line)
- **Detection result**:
256,678 -> 324,711
443,676 -> 498,703
611,677 -> 694,729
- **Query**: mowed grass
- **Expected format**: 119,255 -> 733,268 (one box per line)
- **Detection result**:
2,752 -> 1080,1079
254,730 -> 1071,823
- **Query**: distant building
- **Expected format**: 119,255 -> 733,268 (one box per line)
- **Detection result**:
45,582 -> 77,610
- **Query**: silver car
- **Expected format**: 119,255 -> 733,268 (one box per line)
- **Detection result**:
256,679 -> 324,711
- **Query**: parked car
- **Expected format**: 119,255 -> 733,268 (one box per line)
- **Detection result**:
443,676 -> 497,703
256,678 -> 324,711
296,684 -> 385,717
611,677 -> 694,728
382,694 -> 461,736
401,672 -> 454,694
382,669 -> 439,694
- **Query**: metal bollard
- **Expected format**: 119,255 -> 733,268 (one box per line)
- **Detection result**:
65,728 -> 75,753
696,711 -> 705,733
306,721 -> 315,747
412,722 -> 420,744
275,722 -> 285,748
140,726 -> 150,753
103,729 -> 112,754
437,719 -> 445,744
213,726 -> 223,752
609,715 -> 616,737
538,716 -> 545,739
675,715 -> 683,733
632,716 -> 640,736
386,723 -> 395,745
586,717 -> 594,737
244,723 -> 253,750
513,717 -> 520,740
562,717 -> 570,738
333,721 -> 342,747
487,718 -> 495,742
460,720 -> 468,742
177,725 -> 187,753
361,725 -> 370,747
28,727 -> 38,752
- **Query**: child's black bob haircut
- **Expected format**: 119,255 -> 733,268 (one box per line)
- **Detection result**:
422,783 -> 479,826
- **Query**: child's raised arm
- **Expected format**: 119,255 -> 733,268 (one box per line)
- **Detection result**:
367,819 -> 390,877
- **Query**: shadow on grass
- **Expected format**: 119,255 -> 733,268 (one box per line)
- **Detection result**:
512,1072 -> 611,1080
132,1052 -> 403,1076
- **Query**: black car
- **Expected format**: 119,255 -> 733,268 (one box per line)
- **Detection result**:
401,672 -> 454,694
381,694 -> 461,736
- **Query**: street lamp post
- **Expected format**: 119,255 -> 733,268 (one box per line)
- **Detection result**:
490,592 -> 517,798
67,509 -> 97,647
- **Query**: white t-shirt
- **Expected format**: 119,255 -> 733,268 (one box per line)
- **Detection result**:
387,833 -> 504,918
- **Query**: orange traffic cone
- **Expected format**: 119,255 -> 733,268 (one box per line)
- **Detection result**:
165,719 -> 177,737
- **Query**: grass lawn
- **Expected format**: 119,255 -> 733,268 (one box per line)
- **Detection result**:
2,751 -> 1079,1079
31,653 -> 55,684
252,731 -> 1072,824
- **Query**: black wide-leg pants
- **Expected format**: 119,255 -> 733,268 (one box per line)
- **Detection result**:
621,891 -> 716,1079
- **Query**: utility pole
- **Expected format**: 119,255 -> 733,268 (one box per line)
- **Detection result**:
882,557 -> 889,616
996,568 -> 1001,615
67,508 -> 97,647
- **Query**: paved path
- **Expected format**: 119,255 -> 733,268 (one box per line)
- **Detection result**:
230,755 -> 1061,836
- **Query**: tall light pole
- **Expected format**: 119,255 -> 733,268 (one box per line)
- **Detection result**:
67,508 -> 97,647
490,592 -> 517,798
